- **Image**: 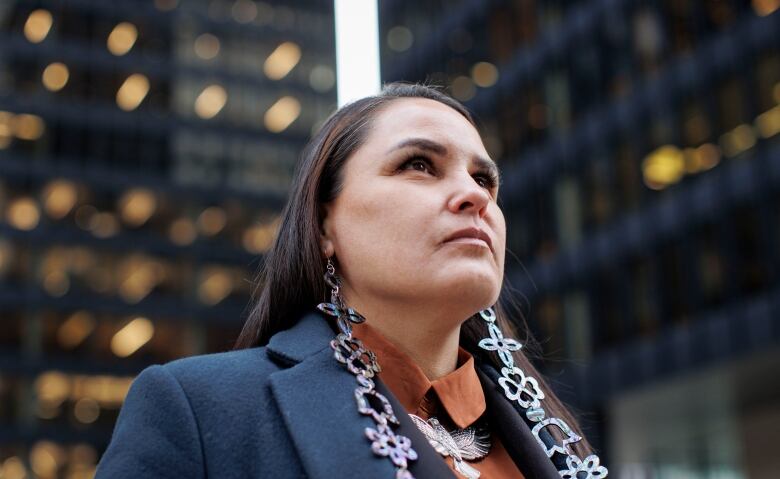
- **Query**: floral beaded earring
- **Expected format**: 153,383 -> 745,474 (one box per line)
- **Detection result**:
475,307 -> 608,478
316,258 -> 419,479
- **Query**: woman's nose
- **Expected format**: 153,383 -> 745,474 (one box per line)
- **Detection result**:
447,174 -> 490,217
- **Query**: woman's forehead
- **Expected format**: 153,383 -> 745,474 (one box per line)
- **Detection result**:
369,98 -> 485,152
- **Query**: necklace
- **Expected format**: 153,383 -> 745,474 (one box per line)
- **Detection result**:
408,414 -> 490,479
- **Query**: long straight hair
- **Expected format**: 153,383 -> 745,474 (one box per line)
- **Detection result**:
234,82 -> 592,457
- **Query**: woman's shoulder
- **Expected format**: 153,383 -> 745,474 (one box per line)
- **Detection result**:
151,345 -> 280,394
139,313 -> 332,400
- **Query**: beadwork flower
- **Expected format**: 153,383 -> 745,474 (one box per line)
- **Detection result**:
478,323 -> 522,367
355,387 -> 399,426
498,366 -> 545,409
365,424 -> 418,469
331,335 -> 381,377
560,454 -> 608,479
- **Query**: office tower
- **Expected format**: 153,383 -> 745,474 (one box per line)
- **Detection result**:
380,1 -> 780,476
0,0 -> 336,476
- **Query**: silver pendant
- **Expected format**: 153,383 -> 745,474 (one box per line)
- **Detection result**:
408,414 -> 490,479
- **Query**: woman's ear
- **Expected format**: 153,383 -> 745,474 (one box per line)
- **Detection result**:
320,210 -> 335,258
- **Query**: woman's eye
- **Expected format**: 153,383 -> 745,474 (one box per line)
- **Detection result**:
402,157 -> 432,174
411,160 -> 428,172
473,174 -> 496,189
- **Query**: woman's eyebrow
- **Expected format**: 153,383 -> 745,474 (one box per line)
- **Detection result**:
386,137 -> 500,180
386,137 -> 448,156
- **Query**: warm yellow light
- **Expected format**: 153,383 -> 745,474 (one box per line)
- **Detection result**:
43,179 -> 78,219
42,62 -> 69,91
12,113 -> 45,140
118,259 -> 160,303
43,271 -> 70,296
72,375 -> 133,406
24,9 -> 53,43
0,240 -> 12,274
1,456 -> 27,479
57,311 -> 96,349
118,188 -> 156,226
8,197 -> 40,230
194,85 -> 227,119
471,62 -> 499,88
0,111 -> 11,149
74,397 -> 100,423
194,33 -> 220,60
0,110 -> 12,130
642,145 -> 686,189
116,74 -> 150,111
755,105 -> 780,138
89,212 -> 120,238
198,269 -> 233,305
451,76 -> 476,101
35,372 -> 70,406
197,207 -> 227,236
31,441 -> 63,478
684,143 -> 721,174
111,317 -> 154,357
720,124 -> 756,157
70,247 -> 95,274
169,217 -> 197,245
264,42 -> 301,80
752,0 -> 779,16
264,96 -> 301,133
70,443 -> 98,468
242,219 -> 279,254
107,22 -> 138,56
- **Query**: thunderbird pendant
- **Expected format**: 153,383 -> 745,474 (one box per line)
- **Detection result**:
408,414 -> 490,479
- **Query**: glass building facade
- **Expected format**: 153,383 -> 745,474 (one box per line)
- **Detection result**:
0,0 -> 336,477
380,1 -> 779,477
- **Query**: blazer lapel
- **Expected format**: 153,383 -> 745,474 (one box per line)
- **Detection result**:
475,362 -> 561,479
267,313 -> 454,479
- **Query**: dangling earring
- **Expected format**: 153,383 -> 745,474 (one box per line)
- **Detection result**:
316,258 -> 419,478
318,257 -> 366,335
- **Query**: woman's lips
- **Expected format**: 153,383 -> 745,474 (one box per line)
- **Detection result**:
443,227 -> 493,252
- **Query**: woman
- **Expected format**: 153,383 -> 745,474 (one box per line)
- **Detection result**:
95,83 -> 608,478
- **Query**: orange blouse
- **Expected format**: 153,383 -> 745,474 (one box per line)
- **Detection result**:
352,322 -> 525,479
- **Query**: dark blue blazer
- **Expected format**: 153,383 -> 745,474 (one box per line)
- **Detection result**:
95,312 -> 562,478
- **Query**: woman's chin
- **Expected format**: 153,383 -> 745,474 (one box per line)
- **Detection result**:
432,266 -> 501,306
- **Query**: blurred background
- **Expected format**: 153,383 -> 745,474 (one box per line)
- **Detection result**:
0,0 -> 778,478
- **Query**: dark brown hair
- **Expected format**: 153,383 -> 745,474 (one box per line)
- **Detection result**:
234,82 -> 592,456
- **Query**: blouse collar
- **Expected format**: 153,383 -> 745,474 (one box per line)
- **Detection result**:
352,321 -> 486,429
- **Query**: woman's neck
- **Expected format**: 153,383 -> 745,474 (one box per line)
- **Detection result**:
344,297 -> 466,381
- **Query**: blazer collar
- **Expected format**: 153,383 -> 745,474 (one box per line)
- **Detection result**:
266,312 -> 454,479
266,312 -> 560,479
266,311 -> 336,364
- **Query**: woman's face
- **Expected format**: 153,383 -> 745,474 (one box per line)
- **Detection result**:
321,98 -> 506,315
